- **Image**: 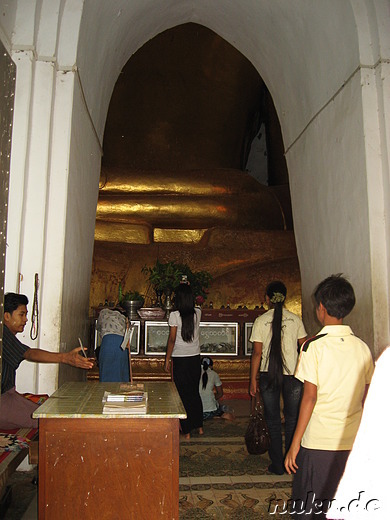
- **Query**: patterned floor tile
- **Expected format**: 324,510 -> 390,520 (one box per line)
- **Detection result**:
179,411 -> 292,518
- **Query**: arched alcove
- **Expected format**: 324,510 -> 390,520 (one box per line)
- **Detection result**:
2,0 -> 389,394
90,22 -> 301,313
74,1 -> 379,346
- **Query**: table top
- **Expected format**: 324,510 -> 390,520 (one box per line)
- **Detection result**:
33,381 -> 186,419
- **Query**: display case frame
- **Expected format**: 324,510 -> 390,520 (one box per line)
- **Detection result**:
244,322 -> 254,356
144,321 -> 239,356
144,321 -> 170,355
199,322 -> 238,356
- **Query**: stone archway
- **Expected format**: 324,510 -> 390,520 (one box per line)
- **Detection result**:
2,0 -> 389,393
76,1 -> 390,353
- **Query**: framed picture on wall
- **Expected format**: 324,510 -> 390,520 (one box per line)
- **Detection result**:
245,322 -> 254,355
94,319 -> 140,354
145,321 -> 169,355
199,322 -> 238,356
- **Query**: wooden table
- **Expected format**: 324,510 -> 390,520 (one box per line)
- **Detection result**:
33,381 -> 186,519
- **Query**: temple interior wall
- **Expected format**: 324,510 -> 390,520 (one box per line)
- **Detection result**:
0,0 -> 389,394
288,70 -> 373,341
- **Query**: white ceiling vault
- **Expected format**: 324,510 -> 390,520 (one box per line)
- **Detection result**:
76,0 -> 363,148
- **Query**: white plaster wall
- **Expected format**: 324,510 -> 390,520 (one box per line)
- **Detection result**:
1,0 -> 90,393
360,62 -> 390,356
246,124 -> 268,185
380,60 -> 390,310
362,1 -> 390,354
10,53 -> 58,393
286,0 -> 390,355
0,0 -> 16,52
58,71 -> 101,387
37,70 -> 80,394
287,72 -> 373,344
4,50 -> 33,292
2,0 -> 39,292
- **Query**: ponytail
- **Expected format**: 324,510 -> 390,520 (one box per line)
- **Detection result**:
266,281 -> 288,388
174,284 -> 195,342
201,357 -> 213,389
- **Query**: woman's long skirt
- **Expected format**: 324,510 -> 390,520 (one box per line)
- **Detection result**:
99,333 -> 130,382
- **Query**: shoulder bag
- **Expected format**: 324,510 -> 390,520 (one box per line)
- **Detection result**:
245,392 -> 271,455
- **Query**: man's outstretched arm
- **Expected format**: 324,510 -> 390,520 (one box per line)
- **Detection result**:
24,346 -> 94,369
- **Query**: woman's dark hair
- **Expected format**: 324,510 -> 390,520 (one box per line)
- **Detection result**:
201,357 -> 213,389
4,292 -> 29,314
313,274 -> 355,319
266,281 -> 288,388
174,283 -> 195,342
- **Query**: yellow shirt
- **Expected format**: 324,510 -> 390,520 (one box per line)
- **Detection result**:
295,325 -> 374,450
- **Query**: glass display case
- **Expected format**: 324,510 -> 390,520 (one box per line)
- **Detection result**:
145,321 -> 170,355
199,322 -> 238,355
144,321 -> 238,356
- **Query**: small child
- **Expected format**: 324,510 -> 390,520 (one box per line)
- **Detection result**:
284,274 -> 374,519
199,357 -> 235,421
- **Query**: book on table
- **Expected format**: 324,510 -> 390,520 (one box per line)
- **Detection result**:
105,390 -> 145,402
102,387 -> 148,414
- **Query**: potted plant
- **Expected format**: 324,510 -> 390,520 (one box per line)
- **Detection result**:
142,260 -> 212,308
142,260 -> 182,304
120,289 -> 145,318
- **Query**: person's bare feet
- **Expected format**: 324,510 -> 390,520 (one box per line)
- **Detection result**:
198,427 -> 204,435
222,412 -> 236,422
184,433 -> 191,440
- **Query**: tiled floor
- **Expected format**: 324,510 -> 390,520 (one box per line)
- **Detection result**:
177,401 -> 292,518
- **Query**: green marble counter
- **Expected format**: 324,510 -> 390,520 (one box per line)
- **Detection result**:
33,381 -> 186,419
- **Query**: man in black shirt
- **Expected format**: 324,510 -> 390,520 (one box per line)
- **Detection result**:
0,293 -> 93,429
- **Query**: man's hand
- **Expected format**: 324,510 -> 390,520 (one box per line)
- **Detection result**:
164,359 -> 171,373
284,381 -> 317,474
63,347 -> 94,369
284,441 -> 300,474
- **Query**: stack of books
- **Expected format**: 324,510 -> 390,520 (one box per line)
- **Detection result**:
102,388 -> 148,415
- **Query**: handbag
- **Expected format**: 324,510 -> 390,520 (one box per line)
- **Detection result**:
245,393 -> 270,455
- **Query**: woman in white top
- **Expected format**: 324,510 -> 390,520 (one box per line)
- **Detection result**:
250,281 -> 307,475
164,283 -> 203,439
199,357 -> 235,421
